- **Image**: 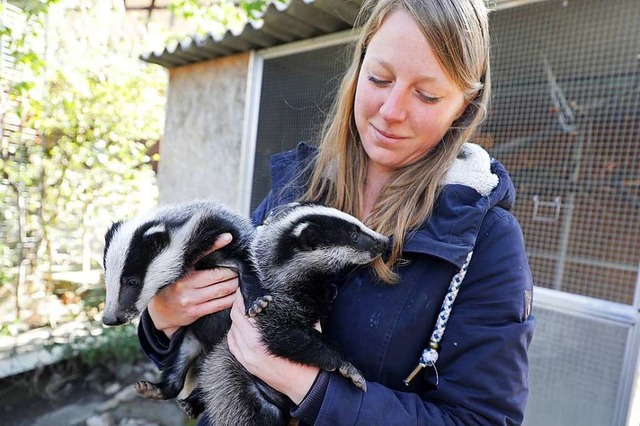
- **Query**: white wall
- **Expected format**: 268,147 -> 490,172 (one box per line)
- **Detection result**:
157,52 -> 250,211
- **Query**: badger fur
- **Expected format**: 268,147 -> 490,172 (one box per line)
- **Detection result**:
102,200 -> 263,418
200,203 -> 389,426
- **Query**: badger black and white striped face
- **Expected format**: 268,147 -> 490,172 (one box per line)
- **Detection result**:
102,201 -> 247,326
102,214 -> 180,325
253,204 -> 389,287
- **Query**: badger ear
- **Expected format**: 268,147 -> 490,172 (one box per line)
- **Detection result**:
104,221 -> 123,267
105,221 -> 123,245
143,223 -> 170,248
296,222 -> 323,251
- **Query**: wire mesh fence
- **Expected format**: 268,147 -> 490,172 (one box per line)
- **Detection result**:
485,0 -> 640,305
252,1 -> 640,305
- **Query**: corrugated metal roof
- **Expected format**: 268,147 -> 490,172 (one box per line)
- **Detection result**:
141,0 -> 364,68
140,0 -> 544,68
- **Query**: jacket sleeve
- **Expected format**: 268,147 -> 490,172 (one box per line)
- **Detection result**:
294,210 -> 535,425
137,309 -> 188,367
250,192 -> 272,226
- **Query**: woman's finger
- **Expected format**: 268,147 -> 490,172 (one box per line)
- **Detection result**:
228,299 -> 262,368
234,288 -> 245,310
229,290 -> 246,322
202,233 -> 233,257
192,292 -> 236,317
200,276 -> 239,300
227,322 -> 244,363
180,268 -> 238,289
179,277 -> 238,307
189,233 -> 233,267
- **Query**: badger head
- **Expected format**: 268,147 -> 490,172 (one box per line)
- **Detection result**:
102,217 -> 182,326
102,200 -> 254,326
253,204 -> 389,289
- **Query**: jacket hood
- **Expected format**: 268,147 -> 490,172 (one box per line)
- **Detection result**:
404,143 -> 516,268
441,142 -> 515,212
266,142 -> 516,269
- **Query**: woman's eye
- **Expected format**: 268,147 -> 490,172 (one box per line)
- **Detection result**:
367,74 -> 390,86
416,91 -> 440,104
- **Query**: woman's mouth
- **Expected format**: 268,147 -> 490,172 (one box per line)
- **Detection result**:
372,125 -> 407,143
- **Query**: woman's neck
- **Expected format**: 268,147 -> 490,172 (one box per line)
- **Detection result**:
361,164 -> 393,222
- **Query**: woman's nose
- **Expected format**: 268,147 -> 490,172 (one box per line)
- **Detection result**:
379,86 -> 408,122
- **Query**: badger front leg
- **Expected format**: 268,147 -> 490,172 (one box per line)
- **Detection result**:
237,265 -> 272,317
263,327 -> 367,391
135,331 -> 203,400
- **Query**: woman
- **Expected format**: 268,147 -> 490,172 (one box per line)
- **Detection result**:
138,0 -> 535,424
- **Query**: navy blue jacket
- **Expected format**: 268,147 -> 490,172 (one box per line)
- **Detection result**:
139,142 -> 535,425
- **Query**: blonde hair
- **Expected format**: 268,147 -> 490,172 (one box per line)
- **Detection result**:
302,0 -> 491,283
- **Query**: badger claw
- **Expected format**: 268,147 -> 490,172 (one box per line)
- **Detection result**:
247,295 -> 273,317
134,380 -> 164,399
177,398 -> 197,419
339,363 -> 367,392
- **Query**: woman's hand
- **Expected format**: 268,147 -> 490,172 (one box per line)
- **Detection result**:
148,233 -> 239,338
227,290 -> 320,405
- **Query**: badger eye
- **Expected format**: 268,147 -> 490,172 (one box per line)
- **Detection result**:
124,277 -> 140,288
350,232 -> 360,243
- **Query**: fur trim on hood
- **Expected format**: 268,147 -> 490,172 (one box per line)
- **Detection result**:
441,143 -> 499,197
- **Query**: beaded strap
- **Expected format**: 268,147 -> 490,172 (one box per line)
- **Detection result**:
404,250 -> 474,386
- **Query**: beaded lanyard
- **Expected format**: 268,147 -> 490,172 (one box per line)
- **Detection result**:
403,250 -> 474,386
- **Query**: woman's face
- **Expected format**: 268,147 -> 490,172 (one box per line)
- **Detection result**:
354,10 -> 468,177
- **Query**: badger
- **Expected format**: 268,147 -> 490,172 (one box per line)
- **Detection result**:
200,203 -> 389,426
102,200 -> 264,419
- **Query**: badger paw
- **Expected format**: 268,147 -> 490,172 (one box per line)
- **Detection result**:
177,398 -> 197,419
134,380 -> 164,399
338,363 -> 367,392
247,295 -> 273,317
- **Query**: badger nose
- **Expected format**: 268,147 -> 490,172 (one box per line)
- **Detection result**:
376,236 -> 390,254
102,314 -> 126,326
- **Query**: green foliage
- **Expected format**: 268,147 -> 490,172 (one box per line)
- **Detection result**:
0,249 -> 18,288
0,0 -> 276,328
0,319 -> 27,337
0,0 -> 164,308
79,285 -> 108,313
184,418 -> 200,426
169,0 -> 287,36
52,322 -> 144,368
